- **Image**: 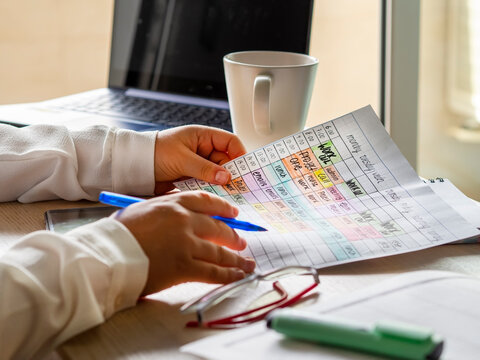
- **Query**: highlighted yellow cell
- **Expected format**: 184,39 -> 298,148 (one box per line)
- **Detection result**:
252,203 -> 268,213
271,222 -> 288,233
314,169 -> 333,188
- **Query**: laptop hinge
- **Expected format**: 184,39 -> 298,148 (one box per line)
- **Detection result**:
125,89 -> 229,110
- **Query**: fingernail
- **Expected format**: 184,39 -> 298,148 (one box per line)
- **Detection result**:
239,237 -> 247,248
233,269 -> 246,280
242,258 -> 256,272
214,170 -> 230,184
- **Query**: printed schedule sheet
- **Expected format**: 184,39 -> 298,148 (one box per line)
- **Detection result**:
175,106 -> 480,272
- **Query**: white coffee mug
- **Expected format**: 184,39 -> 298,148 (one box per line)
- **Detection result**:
224,51 -> 318,151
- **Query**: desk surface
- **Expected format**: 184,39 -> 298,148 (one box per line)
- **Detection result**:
1,199 -> 480,359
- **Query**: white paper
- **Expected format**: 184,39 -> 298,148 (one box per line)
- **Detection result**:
425,178 -> 480,230
181,271 -> 480,360
175,106 -> 480,272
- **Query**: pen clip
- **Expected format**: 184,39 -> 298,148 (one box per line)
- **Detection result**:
375,320 -> 434,343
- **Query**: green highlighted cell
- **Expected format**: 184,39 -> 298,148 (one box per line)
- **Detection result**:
326,243 -> 348,261
336,182 -> 356,199
345,178 -> 367,197
374,220 -> 405,237
339,243 -> 360,258
311,141 -> 342,167
231,193 -> 247,206
272,160 -> 292,183
263,164 -> 281,185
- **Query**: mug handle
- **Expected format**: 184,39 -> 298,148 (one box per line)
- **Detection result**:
253,75 -> 272,135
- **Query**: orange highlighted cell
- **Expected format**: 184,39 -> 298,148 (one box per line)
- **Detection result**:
282,154 -> 303,179
232,177 -> 250,193
297,148 -> 320,173
305,193 -> 323,207
324,165 -> 343,184
223,182 -> 238,195
293,177 -> 312,194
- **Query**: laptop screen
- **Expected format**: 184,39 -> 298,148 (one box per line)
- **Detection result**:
109,0 -> 313,101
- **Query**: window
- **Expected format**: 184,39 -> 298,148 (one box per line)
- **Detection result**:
447,0 -> 480,128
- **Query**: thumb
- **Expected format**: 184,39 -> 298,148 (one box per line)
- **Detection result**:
184,153 -> 231,185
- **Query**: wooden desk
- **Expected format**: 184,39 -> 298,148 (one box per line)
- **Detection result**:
1,200 -> 480,359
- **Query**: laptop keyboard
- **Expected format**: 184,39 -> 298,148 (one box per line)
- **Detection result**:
55,92 -> 232,131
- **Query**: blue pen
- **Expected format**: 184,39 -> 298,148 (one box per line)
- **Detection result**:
99,191 -> 267,232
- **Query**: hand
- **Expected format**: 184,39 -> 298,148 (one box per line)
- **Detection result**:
114,191 -> 256,296
153,125 -> 246,194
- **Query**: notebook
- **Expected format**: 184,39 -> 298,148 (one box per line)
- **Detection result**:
0,0 -> 313,131
181,270 -> 480,360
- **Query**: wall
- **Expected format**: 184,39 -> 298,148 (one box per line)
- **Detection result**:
0,0 -> 113,104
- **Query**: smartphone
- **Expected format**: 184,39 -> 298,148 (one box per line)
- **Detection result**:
44,206 -> 117,234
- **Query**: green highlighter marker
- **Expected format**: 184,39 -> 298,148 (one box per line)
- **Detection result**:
266,309 -> 444,360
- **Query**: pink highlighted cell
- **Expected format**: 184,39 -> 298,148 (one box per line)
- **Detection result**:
359,225 -> 383,239
293,221 -> 311,232
273,212 -> 290,222
352,225 -> 383,239
338,227 -> 363,241
326,186 -> 345,202
338,201 -> 355,214
272,200 -> 289,211
327,203 -> 345,216
316,189 -> 333,203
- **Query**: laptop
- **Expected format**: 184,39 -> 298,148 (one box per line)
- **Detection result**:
0,0 -> 313,132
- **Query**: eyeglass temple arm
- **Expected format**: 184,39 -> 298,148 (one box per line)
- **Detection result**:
186,281 -> 288,328
219,282 -> 319,327
181,273 -> 258,313
202,281 -> 289,326
188,281 -> 319,328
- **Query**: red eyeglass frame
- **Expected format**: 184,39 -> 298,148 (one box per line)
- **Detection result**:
184,266 -> 319,329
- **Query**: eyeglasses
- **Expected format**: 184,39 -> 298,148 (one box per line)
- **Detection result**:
180,266 -> 319,329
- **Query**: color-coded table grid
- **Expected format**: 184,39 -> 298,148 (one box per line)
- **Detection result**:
175,110 -> 459,271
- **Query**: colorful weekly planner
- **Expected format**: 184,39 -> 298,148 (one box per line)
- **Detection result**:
175,106 -> 480,272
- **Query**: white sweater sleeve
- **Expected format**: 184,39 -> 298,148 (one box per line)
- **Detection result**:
0,124 -> 155,359
0,123 -> 158,202
0,218 -> 149,360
